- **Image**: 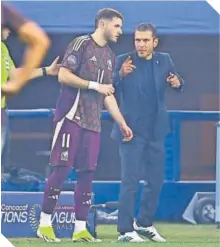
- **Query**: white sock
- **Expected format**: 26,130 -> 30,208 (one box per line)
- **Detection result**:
39,212 -> 52,227
74,220 -> 86,233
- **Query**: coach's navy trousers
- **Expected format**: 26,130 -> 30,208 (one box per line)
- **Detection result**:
117,134 -> 165,233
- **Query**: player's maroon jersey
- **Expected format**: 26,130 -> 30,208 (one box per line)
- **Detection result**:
54,35 -> 115,132
1,4 -> 27,32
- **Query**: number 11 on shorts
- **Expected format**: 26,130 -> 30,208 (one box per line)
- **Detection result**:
62,133 -> 70,148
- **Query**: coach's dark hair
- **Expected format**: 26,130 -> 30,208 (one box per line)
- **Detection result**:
135,22 -> 158,38
95,8 -> 123,28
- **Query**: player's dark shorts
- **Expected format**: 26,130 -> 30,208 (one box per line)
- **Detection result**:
50,118 -> 100,171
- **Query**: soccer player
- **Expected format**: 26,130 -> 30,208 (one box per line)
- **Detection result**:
1,3 -> 50,96
37,8 -> 133,243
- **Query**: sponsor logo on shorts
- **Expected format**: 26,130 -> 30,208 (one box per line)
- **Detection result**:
61,151 -> 69,161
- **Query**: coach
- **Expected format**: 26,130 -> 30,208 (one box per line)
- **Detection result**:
111,22 -> 184,243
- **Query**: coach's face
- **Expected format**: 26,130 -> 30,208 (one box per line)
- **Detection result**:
104,17 -> 123,43
134,30 -> 158,59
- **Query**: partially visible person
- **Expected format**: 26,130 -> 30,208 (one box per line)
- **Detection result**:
1,5 -> 58,172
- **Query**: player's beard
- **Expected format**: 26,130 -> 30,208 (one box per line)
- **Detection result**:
104,29 -> 117,43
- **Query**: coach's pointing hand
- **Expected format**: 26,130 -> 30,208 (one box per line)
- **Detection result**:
119,56 -> 136,77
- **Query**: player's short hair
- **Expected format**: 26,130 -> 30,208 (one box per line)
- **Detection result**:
135,22 -> 158,38
95,8 -> 123,29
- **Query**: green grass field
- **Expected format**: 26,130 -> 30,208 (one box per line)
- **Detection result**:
9,224 -> 220,247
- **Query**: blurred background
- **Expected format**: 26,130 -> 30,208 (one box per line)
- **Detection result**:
5,1 -> 219,183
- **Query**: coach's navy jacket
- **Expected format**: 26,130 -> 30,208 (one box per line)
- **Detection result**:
111,51 -> 184,141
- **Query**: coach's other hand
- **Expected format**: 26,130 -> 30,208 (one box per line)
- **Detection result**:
167,72 -> 181,88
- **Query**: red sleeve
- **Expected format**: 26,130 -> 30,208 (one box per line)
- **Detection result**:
2,4 -> 28,32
